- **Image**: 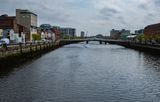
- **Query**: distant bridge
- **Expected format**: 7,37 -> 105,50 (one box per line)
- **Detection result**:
59,38 -> 160,53
59,38 -> 126,45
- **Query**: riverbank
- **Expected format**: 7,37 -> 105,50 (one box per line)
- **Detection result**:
0,42 -> 61,70
0,40 -> 82,77
113,41 -> 160,53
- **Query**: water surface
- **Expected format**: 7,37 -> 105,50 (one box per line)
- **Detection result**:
0,42 -> 160,102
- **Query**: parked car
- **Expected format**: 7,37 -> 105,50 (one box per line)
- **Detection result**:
0,38 -> 10,45
0,40 -> 5,46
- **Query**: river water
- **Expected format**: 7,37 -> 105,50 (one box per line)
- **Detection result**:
1,42 -> 160,102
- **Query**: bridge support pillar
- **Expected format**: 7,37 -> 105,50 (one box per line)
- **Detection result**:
105,42 -> 107,44
86,41 -> 89,44
99,41 -> 102,44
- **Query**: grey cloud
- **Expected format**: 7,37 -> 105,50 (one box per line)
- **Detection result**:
154,0 -> 160,5
0,0 -> 73,25
0,0 -> 160,35
116,16 -> 127,25
99,7 -> 120,20
137,4 -> 148,10
100,7 -> 120,14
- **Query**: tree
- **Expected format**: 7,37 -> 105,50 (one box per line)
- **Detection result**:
32,34 -> 41,41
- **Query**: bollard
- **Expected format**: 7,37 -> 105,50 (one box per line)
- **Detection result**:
99,41 -> 102,44
86,41 -> 89,44
36,44 -> 38,52
19,43 -> 23,54
30,43 -> 32,53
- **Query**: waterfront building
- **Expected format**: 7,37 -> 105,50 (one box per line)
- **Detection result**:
110,29 -> 130,40
40,24 -> 52,31
120,29 -> 130,40
39,24 -> 55,41
0,14 -> 26,42
81,31 -> 85,38
0,15 -> 17,39
51,26 -> 61,41
135,29 -> 144,35
0,15 -> 17,31
110,29 -> 121,39
144,23 -> 160,36
16,9 -> 38,41
60,27 -> 76,38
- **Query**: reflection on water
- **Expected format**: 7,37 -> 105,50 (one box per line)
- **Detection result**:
0,42 -> 160,102
143,53 -> 160,72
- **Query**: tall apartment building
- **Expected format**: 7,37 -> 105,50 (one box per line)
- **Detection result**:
81,31 -> 85,38
16,9 -> 38,41
60,28 -> 76,38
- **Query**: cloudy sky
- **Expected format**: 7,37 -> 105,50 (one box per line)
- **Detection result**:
0,0 -> 160,36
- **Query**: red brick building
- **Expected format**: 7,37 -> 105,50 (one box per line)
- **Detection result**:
0,15 -> 18,32
0,14 -> 29,39
144,23 -> 160,36
51,26 -> 61,41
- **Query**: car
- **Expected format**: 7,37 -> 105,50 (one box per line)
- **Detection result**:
0,40 -> 5,46
0,38 -> 10,45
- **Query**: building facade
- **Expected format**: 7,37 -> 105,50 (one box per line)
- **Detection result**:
110,29 -> 121,39
40,24 -> 52,31
16,9 -> 38,41
39,24 -> 60,41
110,29 -> 130,40
135,29 -> 144,35
144,23 -> 160,36
0,15 -> 18,33
120,29 -> 130,40
0,14 -> 28,43
51,26 -> 61,41
60,28 -> 76,38
81,31 -> 85,38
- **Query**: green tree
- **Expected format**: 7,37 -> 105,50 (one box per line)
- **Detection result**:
32,34 -> 41,41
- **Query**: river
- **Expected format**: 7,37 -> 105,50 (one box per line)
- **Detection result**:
0,42 -> 160,102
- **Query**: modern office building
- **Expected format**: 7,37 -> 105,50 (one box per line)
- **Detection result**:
60,28 -> 76,38
135,29 -> 144,35
110,29 -> 130,40
81,31 -> 85,38
110,29 -> 121,39
120,29 -> 130,40
16,9 -> 38,41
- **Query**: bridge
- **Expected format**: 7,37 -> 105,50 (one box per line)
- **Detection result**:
59,38 -> 160,53
59,38 -> 123,45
